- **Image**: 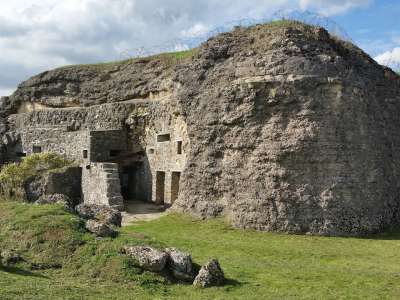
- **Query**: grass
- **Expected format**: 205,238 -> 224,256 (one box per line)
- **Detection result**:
1,202 -> 400,299
58,49 -> 199,71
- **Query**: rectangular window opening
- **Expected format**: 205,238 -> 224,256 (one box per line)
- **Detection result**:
157,134 -> 170,142
32,146 -> 42,153
109,150 -> 121,157
177,141 -> 182,154
83,150 -> 88,159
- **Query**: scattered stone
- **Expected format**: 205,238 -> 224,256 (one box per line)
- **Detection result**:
122,245 -> 168,272
0,250 -> 23,265
30,262 -> 62,270
85,220 -> 116,237
76,203 -> 122,227
193,259 -> 225,288
165,247 -> 195,281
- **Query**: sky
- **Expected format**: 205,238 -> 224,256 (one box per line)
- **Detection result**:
0,0 -> 399,96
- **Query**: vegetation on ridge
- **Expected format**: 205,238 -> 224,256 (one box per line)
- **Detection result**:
55,20 -> 334,72
58,48 -> 199,71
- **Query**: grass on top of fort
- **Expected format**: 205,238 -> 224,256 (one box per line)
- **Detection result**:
1,201 -> 400,300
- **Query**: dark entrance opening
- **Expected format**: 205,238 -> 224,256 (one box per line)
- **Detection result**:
171,172 -> 181,203
33,146 -> 42,153
155,171 -> 166,204
121,162 -> 146,202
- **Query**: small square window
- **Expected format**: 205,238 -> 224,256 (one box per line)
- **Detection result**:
33,146 -> 42,153
157,134 -> 170,142
110,150 -> 121,157
148,148 -> 155,154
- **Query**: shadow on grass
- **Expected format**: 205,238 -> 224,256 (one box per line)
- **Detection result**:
224,277 -> 244,287
0,265 -> 49,279
352,227 -> 400,241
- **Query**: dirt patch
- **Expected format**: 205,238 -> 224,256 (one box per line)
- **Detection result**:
121,201 -> 166,226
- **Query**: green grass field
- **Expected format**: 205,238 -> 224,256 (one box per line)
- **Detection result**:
1,201 -> 400,299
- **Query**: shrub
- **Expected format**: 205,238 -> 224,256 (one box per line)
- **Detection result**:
0,153 -> 72,200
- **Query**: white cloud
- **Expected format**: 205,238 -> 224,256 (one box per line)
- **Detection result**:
0,0 -> 373,94
299,0 -> 372,16
181,23 -> 210,38
374,48 -> 400,70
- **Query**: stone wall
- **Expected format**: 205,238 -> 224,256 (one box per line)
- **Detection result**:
17,101 -> 133,131
23,166 -> 82,204
89,130 -> 127,162
42,166 -> 82,205
126,102 -> 188,205
82,162 -> 124,209
21,126 -> 89,163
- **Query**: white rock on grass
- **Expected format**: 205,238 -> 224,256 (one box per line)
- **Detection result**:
193,259 -> 225,288
123,245 -> 168,272
165,247 -> 195,281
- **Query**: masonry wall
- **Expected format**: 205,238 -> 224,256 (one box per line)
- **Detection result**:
126,103 -> 188,205
21,126 -> 89,163
81,162 -> 124,209
13,100 -> 189,208
89,130 -> 127,162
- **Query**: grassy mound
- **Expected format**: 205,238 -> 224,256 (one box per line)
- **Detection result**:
0,201 -> 171,299
0,201 -> 86,267
1,201 -> 400,299
0,153 -> 72,199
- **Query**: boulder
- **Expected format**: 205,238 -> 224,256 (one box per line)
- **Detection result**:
76,203 -> 122,227
35,193 -> 72,208
165,247 -> 195,281
123,245 -> 168,272
193,259 -> 225,288
0,250 -> 22,265
85,220 -> 116,237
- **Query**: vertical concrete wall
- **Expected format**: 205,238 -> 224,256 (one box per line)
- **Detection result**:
89,130 -> 127,162
124,103 -> 189,205
81,162 -> 124,209
21,126 -> 89,163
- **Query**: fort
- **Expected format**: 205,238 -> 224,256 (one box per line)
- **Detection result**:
1,21 -> 400,236
4,99 -> 188,210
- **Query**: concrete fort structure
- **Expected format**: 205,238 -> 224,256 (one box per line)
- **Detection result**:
1,21 -> 400,236
9,100 -> 188,210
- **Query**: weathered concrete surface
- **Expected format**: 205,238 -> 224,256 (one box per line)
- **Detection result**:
193,259 -> 225,288
75,203 -> 122,227
173,24 -> 400,236
2,22 -> 400,236
165,247 -> 195,281
123,245 -> 168,272
23,166 -> 81,204
85,219 -> 117,237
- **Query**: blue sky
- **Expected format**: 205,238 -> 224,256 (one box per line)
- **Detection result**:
333,0 -> 400,57
0,0 -> 399,96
